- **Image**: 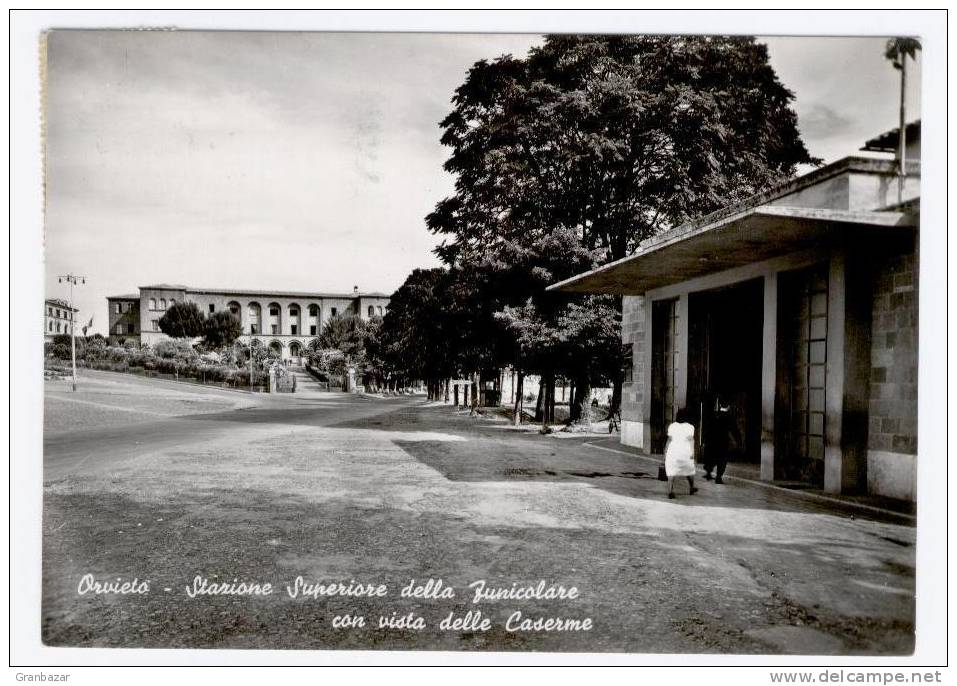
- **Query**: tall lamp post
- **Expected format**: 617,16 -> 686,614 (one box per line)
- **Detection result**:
58,274 -> 85,392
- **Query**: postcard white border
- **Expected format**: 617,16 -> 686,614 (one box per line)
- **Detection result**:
9,7 -> 949,671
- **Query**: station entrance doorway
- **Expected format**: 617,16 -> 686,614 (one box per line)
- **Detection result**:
686,279 -> 764,464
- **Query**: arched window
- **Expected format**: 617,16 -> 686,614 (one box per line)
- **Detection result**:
169,298 -> 176,306
377,306 -> 383,316
368,305 -> 375,317
248,302 -> 261,335
267,303 -> 282,335
309,304 -> 319,317
149,298 -> 157,310
159,298 -> 167,310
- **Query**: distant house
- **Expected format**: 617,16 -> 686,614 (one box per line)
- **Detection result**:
105,284 -> 390,362
550,125 -> 920,501
44,298 -> 78,341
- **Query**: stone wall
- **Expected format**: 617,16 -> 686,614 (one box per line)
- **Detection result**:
620,295 -> 647,448
867,245 -> 918,500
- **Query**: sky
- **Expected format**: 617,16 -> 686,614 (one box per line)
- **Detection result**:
43,32 -> 921,335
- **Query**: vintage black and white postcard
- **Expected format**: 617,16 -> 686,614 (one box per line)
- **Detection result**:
11,9 -> 947,671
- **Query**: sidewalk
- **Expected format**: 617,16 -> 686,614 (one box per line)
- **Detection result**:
585,436 -> 916,525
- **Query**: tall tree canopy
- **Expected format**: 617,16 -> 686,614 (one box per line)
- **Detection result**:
378,268 -> 457,386
430,35 -> 818,266
317,314 -> 366,357
203,310 -> 243,348
157,301 -> 205,340
425,35 -> 816,423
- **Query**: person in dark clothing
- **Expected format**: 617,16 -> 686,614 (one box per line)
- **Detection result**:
702,395 -> 741,484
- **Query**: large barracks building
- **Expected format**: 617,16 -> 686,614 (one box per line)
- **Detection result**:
552,124 -> 920,502
106,284 -> 389,362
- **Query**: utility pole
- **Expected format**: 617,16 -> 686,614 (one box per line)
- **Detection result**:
58,274 -> 85,392
885,37 -> 920,204
896,46 -> 907,204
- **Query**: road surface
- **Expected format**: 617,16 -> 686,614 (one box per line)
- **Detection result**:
42,371 -> 916,654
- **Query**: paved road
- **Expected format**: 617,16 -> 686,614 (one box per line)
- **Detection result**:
41,373 -> 916,655
44,370 -> 417,480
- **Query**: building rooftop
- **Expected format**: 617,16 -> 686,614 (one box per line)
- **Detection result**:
549,156 -> 920,296
45,298 -> 77,310
107,293 -> 140,300
135,285 -> 390,299
861,120 -> 921,153
186,287 -> 390,299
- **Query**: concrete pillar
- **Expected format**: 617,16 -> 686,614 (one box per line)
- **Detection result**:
824,255 -> 846,493
825,250 -> 873,494
675,293 -> 690,410
640,298 -> 655,455
761,272 -> 778,481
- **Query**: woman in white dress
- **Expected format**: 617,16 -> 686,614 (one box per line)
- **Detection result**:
664,408 -> 698,499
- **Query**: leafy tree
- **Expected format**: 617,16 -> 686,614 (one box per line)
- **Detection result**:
158,301 -> 205,339
203,310 -> 243,348
429,35 -> 817,423
317,314 -> 365,357
378,268 -> 455,394
359,315 -> 385,390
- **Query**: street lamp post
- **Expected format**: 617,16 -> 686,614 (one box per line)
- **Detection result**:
58,274 -> 85,392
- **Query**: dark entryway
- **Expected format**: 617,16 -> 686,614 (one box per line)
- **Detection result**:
687,279 -> 764,463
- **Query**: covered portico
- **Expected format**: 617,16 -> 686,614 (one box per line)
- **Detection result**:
550,158 -> 919,497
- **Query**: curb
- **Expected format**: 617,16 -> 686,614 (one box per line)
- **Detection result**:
583,440 -> 916,524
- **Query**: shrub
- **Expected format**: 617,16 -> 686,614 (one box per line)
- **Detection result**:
154,339 -> 197,361
51,343 -> 71,360
108,346 -> 129,362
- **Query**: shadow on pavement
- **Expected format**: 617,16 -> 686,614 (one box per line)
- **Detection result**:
331,403 -> 916,526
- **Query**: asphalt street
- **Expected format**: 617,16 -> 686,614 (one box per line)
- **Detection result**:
42,371 -> 916,654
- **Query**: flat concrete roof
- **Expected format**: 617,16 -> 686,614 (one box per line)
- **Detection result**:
134,286 -> 390,299
548,205 -> 917,295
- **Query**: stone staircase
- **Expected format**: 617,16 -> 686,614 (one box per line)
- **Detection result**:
287,365 -> 326,394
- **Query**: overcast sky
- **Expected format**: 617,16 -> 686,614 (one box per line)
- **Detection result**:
44,31 -> 921,334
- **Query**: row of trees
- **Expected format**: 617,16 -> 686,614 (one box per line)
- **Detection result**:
376,35 -> 816,426
155,302 -> 245,348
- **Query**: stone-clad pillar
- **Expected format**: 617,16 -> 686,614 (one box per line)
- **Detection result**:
825,249 -> 873,494
761,272 -> 777,481
675,293 -> 690,410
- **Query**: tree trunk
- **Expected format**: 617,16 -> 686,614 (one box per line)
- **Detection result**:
534,378 -> 545,422
512,369 -> 524,425
548,374 -> 557,424
453,383 -> 459,407
541,371 -> 555,427
444,378 -> 450,403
